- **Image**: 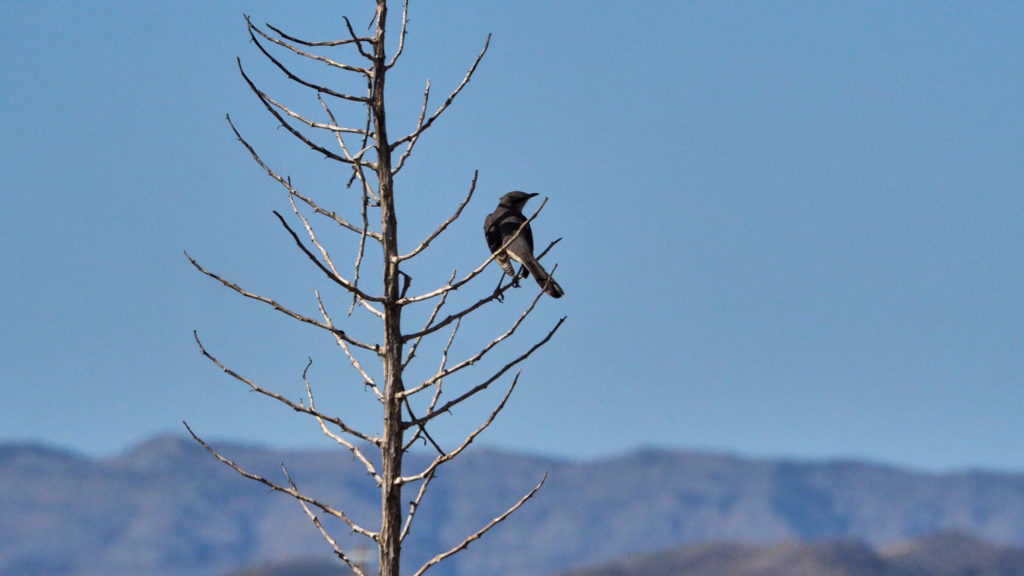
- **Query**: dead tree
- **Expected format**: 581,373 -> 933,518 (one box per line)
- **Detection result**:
184,3 -> 564,576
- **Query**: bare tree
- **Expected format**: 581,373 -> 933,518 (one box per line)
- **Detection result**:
184,3 -> 564,576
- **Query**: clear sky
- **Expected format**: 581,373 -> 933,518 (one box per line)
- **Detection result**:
3,2 -> 1023,473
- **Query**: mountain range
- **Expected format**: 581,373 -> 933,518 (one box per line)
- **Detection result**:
3,435 -> 1024,576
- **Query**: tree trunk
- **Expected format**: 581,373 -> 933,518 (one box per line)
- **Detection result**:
372,3 -> 404,576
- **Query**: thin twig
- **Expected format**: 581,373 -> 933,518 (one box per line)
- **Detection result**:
184,422 -> 378,539
265,20 -> 371,47
300,359 -> 382,482
282,464 -> 369,576
410,473 -> 547,576
400,467 -> 436,542
400,374 -> 518,484
390,35 -> 492,155
398,171 -> 477,261
250,16 -> 371,77
402,270 -> 457,370
226,114 -> 376,238
238,59 -> 368,166
192,331 -> 380,445
185,251 -> 380,353
386,0 -> 410,69
410,317 -> 566,427
402,279 -> 546,399
272,211 -> 385,304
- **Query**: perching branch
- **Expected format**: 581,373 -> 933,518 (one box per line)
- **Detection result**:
401,237 -> 561,343
398,197 -> 549,307
402,280 -> 547,399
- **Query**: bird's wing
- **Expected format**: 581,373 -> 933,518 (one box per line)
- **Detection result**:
498,212 -> 533,253
484,210 -> 505,254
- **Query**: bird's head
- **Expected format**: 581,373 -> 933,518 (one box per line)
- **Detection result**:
499,190 -> 539,210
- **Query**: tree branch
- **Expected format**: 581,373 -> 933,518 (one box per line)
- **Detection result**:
400,374 -> 517,485
226,114 -> 377,239
281,462 -> 370,576
185,251 -> 380,353
390,34 -> 491,154
192,331 -> 380,446
272,211 -> 386,304
238,58 -> 370,166
300,358 -> 382,483
184,422 -> 379,540
410,473 -> 546,576
398,171 -> 476,261
409,316 -> 566,427
402,280 -> 545,399
264,20 -> 372,48
250,16 -> 371,77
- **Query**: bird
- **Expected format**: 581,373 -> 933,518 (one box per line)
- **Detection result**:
484,191 -> 564,298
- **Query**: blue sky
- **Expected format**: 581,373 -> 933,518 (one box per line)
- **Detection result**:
3,2 -> 1023,472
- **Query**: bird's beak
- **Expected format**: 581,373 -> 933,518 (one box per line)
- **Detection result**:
527,192 -> 539,198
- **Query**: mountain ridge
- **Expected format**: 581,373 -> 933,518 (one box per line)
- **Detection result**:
5,434 -> 1024,576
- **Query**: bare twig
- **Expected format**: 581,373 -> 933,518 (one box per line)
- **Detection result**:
226,114 -> 377,239
403,236 -> 560,343
390,34 -> 492,157
250,16 -> 371,77
288,193 -> 341,280
300,360 -> 381,483
315,290 -> 384,400
398,171 -> 477,261
402,280 -> 546,399
184,422 -> 378,539
410,316 -> 566,427
272,211 -> 385,304
410,473 -> 547,576
193,331 -> 380,446
238,59 -> 369,166
386,0 -> 410,69
402,270 -> 457,370
265,20 -> 371,47
281,462 -> 370,576
400,466 -> 436,542
401,374 -> 518,484
185,251 -> 380,353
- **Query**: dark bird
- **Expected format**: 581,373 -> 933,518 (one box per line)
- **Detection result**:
484,191 -> 564,298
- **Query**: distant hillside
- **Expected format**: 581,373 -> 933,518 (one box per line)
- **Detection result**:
557,533 -> 1024,576
4,436 -> 1024,576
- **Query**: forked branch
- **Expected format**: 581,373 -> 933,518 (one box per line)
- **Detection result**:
391,34 -> 492,171
408,316 -> 565,428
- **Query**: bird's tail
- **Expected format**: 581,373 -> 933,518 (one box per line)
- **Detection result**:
522,257 -> 564,298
